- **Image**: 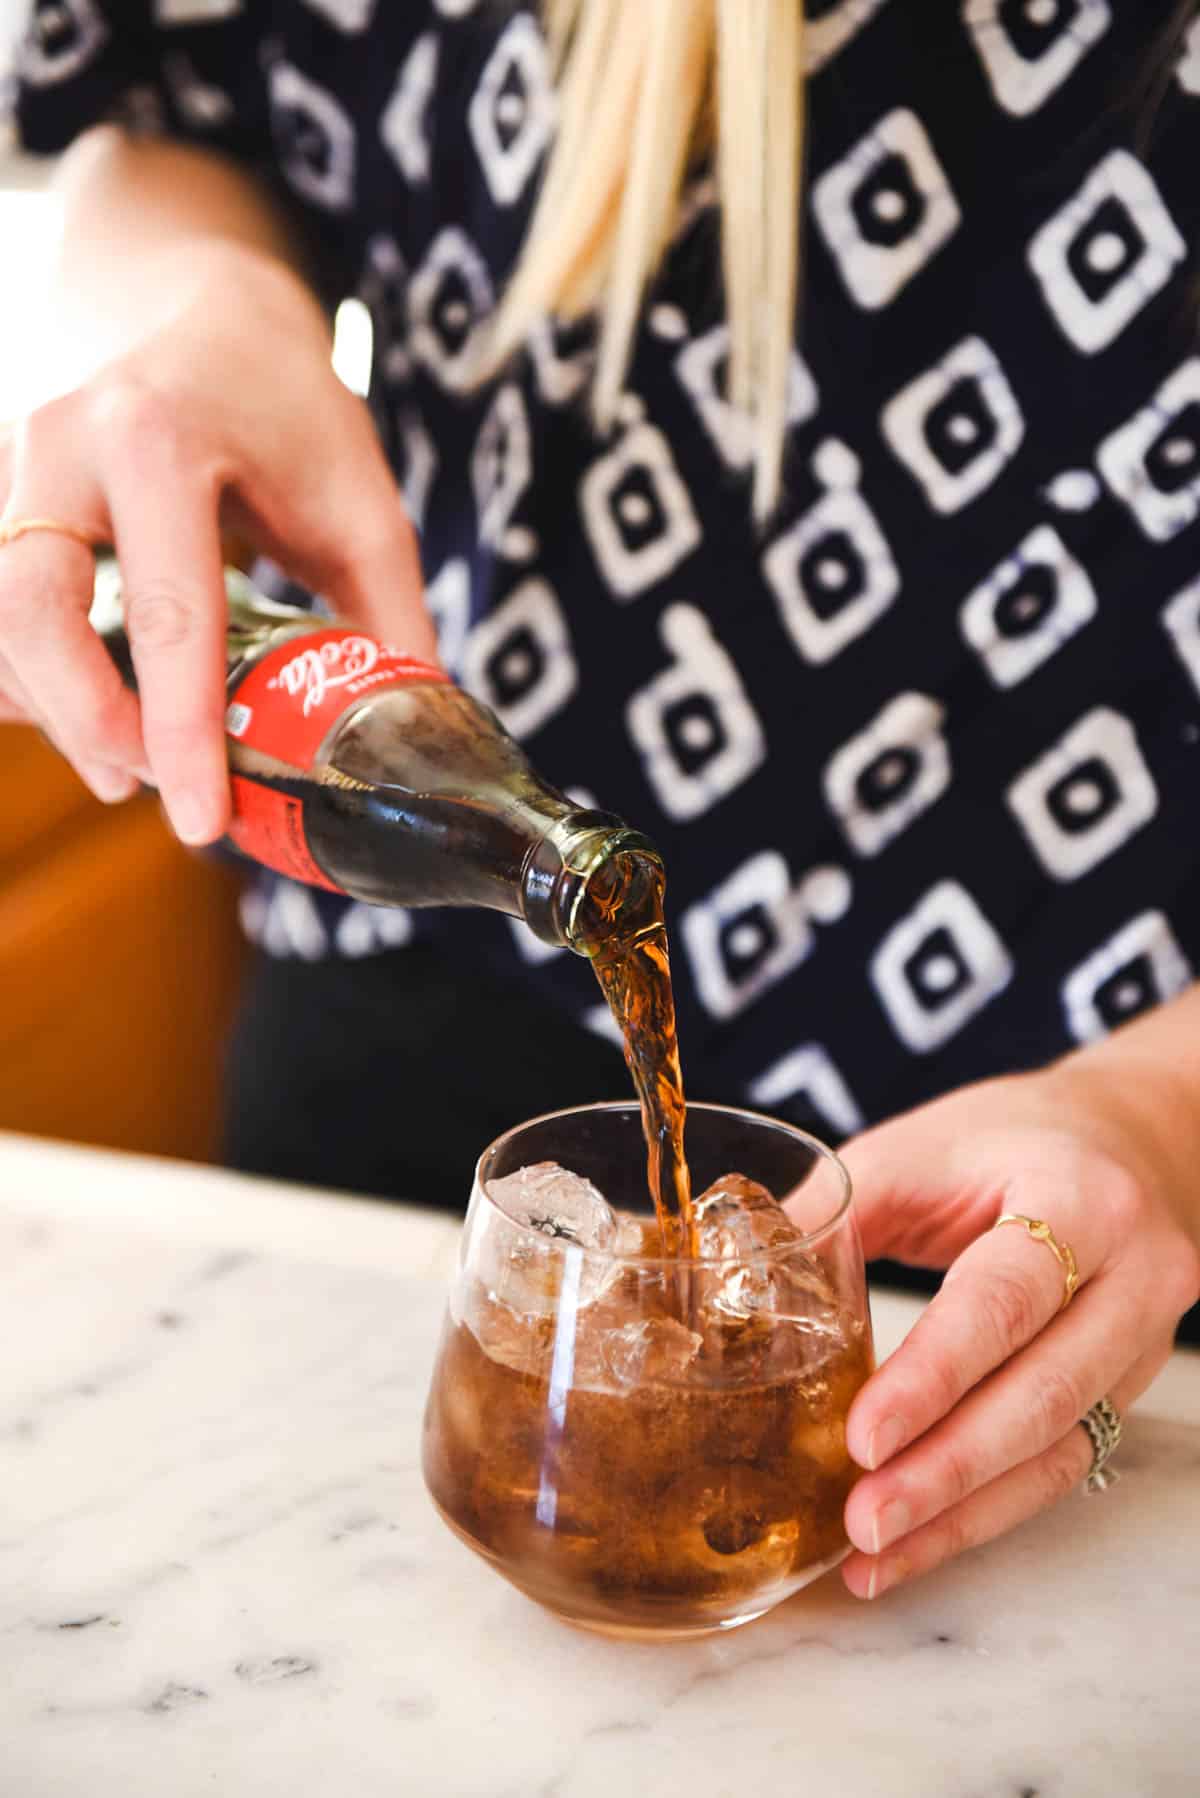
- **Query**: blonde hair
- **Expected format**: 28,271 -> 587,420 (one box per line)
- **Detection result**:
486,1 -> 805,520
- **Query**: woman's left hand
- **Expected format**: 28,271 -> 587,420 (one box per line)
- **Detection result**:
835,1063 -> 1200,1600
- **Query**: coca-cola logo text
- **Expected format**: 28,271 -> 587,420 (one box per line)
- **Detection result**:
268,636 -> 381,716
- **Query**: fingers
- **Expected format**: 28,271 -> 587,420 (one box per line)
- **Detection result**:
0,310 -> 433,838
0,531 -> 145,802
104,420 -> 231,844
312,502 -> 438,663
1,399 -> 148,801
846,1425 -> 1092,1601
0,641 -> 36,724
230,396 -> 437,661
838,1079 -> 1091,1269
844,1266 -> 1148,1558
843,1348 -> 1166,1600
847,1199 -> 1111,1471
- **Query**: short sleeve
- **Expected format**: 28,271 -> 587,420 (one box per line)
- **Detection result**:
9,1 -> 357,302
13,2 -> 268,160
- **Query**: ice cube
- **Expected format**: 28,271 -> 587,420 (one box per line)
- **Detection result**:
664,1466 -> 804,1587
611,1212 -> 667,1259
693,1173 -> 799,1323
791,1405 -> 851,1476
466,1289 -> 555,1378
488,1162 -> 615,1250
472,1161 -> 617,1319
693,1172 -> 801,1260
692,1171 -> 841,1334
602,1316 -> 703,1387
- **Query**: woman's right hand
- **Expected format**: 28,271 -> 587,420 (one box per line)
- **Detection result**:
0,241 -> 432,843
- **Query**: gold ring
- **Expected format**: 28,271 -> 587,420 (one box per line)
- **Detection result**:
0,517 -> 97,552
993,1212 -> 1080,1311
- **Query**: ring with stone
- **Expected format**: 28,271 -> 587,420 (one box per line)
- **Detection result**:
1079,1396 -> 1123,1495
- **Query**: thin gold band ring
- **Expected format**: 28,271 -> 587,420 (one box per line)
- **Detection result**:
992,1212 -> 1080,1312
0,517 -> 98,552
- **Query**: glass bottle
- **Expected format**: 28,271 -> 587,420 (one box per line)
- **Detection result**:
92,562 -> 660,954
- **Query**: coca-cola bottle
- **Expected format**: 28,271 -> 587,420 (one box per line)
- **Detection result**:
90,561 -> 660,954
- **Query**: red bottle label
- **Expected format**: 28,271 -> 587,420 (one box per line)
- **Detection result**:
226,628 -> 448,890
229,776 -> 340,891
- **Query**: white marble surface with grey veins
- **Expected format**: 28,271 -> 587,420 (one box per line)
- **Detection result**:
2,1131 -> 1199,1797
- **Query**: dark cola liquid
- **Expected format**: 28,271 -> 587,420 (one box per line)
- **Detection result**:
423,1307 -> 870,1636
233,678 -> 578,915
293,747 -> 697,1252
569,852 -> 697,1258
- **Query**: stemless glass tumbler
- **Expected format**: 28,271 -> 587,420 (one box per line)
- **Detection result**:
423,1102 -> 874,1638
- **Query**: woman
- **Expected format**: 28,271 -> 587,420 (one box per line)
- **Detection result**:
4,0 -> 1200,1603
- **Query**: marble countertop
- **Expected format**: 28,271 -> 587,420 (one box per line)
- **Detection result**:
3,1130 -> 1198,1797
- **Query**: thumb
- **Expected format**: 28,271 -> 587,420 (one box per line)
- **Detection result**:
839,1107 -> 989,1270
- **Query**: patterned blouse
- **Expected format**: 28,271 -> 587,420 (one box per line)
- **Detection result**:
14,0 -> 1200,1147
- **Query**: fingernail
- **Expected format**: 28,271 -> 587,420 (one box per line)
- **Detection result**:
866,1414 -> 907,1470
867,1556 -> 907,1601
871,1498 -> 910,1555
87,764 -> 138,804
168,793 -> 216,845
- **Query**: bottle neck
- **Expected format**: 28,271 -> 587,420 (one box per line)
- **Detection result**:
521,812 -> 664,953
223,574 -> 317,678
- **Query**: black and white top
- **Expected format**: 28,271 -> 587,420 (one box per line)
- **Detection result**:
14,0 -> 1200,1145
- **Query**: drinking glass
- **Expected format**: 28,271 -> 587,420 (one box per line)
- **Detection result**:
422,1101 -> 873,1639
